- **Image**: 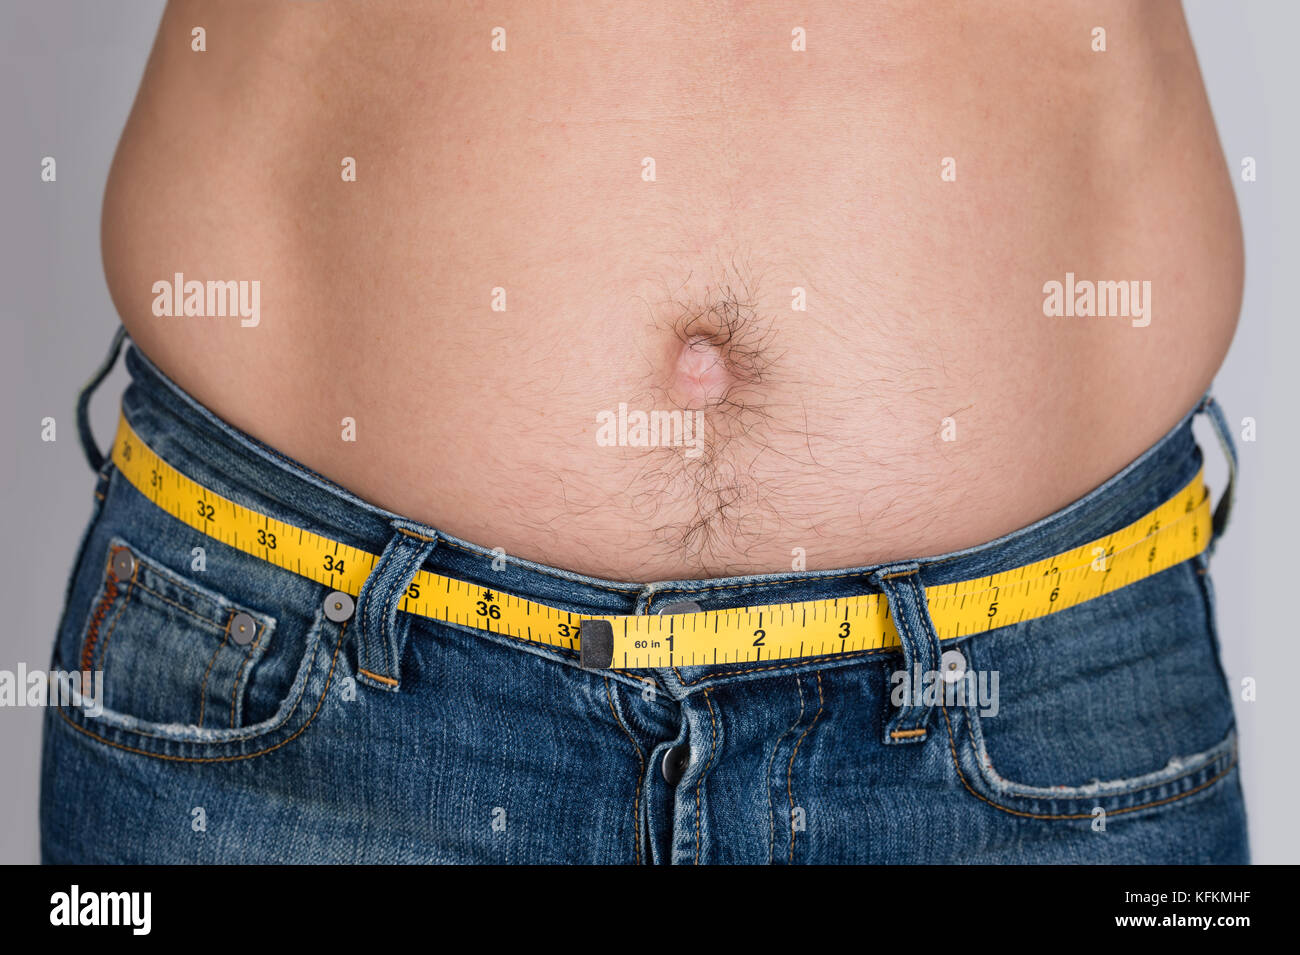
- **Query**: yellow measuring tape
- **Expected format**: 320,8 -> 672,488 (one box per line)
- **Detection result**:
109,412 -> 1212,670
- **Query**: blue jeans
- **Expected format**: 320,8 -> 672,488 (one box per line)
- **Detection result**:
42,329 -> 1249,863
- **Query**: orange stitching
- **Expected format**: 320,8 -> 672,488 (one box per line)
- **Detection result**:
63,619 -> 327,743
604,677 -> 645,866
196,628 -> 228,728
130,579 -> 232,629
357,667 -> 398,686
767,676 -> 807,864
610,670 -> 657,686
396,527 -> 437,542
610,671 -> 664,702
939,703 -> 1236,820
93,590 -> 133,674
694,689 -> 718,865
95,557 -> 140,672
87,550 -> 262,730
229,624 -> 262,728
54,622 -> 346,762
355,595 -> 374,676
787,672 -> 823,863
80,548 -> 126,672
882,577 -> 934,737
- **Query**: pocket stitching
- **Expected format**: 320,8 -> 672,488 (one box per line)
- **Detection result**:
228,623 -> 265,728
73,614 -> 325,743
55,619 -> 346,762
131,578 -> 235,632
940,702 -> 1236,820
93,575 -> 136,675
962,694 -> 1231,800
195,629 -> 229,728
104,536 -> 267,634
79,546 -> 130,672
81,537 -> 276,730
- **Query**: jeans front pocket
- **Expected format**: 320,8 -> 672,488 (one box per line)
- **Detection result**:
78,537 -> 275,730
943,558 -> 1240,822
53,531 -> 347,762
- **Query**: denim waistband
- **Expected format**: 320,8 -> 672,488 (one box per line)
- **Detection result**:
80,327 -> 1235,619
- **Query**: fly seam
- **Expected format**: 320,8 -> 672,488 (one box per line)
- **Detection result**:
604,677 -> 646,866
787,672 -> 824,863
767,674 -> 806,864
694,689 -> 719,865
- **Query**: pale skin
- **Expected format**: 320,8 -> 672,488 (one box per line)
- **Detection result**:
102,0 -> 1243,580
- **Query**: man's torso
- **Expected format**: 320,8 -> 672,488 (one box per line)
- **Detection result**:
102,0 -> 1243,579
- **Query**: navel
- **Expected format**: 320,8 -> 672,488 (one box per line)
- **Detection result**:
671,335 -> 731,408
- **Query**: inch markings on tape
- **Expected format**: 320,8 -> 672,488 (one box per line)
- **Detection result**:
110,412 -> 1213,670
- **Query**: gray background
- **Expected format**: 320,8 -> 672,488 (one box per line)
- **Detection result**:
1,1 -> 1295,864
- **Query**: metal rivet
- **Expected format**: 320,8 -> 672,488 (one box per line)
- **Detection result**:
230,612 -> 257,646
940,648 -> 967,684
657,600 -> 702,615
662,744 -> 691,785
110,549 -> 135,578
324,590 -> 355,622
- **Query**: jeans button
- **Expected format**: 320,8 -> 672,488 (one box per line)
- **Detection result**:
940,648 -> 967,684
230,612 -> 257,646
324,590 -> 355,622
662,744 -> 691,785
110,549 -> 135,578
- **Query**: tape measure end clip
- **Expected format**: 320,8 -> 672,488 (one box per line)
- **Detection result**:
579,620 -> 614,670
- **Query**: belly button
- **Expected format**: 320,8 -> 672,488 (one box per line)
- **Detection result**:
672,336 -> 731,407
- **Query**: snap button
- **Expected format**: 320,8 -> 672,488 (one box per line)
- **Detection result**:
657,600 -> 702,615
662,744 -> 691,785
324,591 -> 355,622
940,648 -> 967,684
230,612 -> 257,646
110,549 -> 135,578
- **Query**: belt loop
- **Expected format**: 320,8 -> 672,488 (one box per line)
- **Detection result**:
1196,392 -> 1238,558
353,519 -> 438,693
76,324 -> 128,472
867,562 -> 942,745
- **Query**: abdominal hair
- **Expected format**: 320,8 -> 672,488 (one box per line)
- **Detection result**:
626,258 -> 813,572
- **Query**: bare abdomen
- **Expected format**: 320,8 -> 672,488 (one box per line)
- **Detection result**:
103,0 -> 1242,580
